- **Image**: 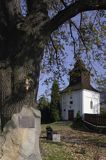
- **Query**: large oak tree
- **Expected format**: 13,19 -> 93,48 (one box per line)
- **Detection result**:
0,0 -> 106,125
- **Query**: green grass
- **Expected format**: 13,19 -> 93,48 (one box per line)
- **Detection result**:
41,140 -> 75,160
40,121 -> 106,160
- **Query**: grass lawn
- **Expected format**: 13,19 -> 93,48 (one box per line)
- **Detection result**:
40,121 -> 106,160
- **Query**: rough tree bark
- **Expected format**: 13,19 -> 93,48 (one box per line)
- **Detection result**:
0,0 -> 49,128
0,0 -> 106,127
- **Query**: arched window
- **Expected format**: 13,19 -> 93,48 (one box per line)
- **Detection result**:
90,101 -> 93,109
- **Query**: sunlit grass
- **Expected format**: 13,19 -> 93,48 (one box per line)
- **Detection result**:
40,121 -> 106,160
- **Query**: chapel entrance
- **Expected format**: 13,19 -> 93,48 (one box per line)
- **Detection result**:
68,110 -> 74,121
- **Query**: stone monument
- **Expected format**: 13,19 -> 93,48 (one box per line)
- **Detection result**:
0,105 -> 42,160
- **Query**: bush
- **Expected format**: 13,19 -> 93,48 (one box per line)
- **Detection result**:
100,107 -> 106,115
50,80 -> 61,122
76,111 -> 82,121
50,107 -> 60,122
38,96 -> 51,123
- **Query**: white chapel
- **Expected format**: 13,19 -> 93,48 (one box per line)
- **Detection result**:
60,59 -> 100,120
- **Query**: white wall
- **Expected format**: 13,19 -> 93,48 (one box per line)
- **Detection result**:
61,89 -> 100,120
61,90 -> 82,120
72,90 -> 83,117
82,89 -> 100,116
61,93 -> 70,120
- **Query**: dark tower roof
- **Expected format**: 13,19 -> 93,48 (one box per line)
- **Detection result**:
69,59 -> 90,86
60,59 -> 99,93
69,59 -> 89,74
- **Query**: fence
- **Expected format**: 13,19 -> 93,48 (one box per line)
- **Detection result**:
84,114 -> 106,126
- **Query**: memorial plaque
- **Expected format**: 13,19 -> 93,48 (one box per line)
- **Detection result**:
19,116 -> 35,128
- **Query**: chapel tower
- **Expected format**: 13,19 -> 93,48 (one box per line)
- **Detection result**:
69,59 -> 91,90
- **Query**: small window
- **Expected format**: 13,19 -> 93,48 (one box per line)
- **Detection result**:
64,109 -> 66,111
70,101 -> 73,104
90,101 -> 93,109
70,96 -> 72,99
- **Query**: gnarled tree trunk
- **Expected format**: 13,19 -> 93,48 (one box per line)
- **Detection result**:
0,0 -> 49,129
0,0 -> 106,129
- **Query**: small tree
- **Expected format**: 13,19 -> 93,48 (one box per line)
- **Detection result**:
38,96 -> 50,123
50,80 -> 61,122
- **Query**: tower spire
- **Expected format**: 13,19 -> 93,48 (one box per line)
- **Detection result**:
69,58 -> 90,89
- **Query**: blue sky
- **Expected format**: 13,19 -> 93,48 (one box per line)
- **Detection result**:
37,12 -> 106,100
19,1 -> 105,99
37,39 -> 106,100
37,45 -> 74,99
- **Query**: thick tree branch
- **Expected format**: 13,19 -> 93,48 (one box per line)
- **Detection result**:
44,0 -> 106,34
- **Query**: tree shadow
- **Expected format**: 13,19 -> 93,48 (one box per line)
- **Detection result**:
71,119 -> 103,134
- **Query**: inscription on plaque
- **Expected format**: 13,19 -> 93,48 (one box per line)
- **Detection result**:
19,116 -> 35,128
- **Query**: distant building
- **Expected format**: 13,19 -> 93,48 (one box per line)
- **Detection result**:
60,59 -> 100,120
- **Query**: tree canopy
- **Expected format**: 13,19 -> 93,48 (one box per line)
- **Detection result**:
0,0 -> 106,102
39,0 -> 106,90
